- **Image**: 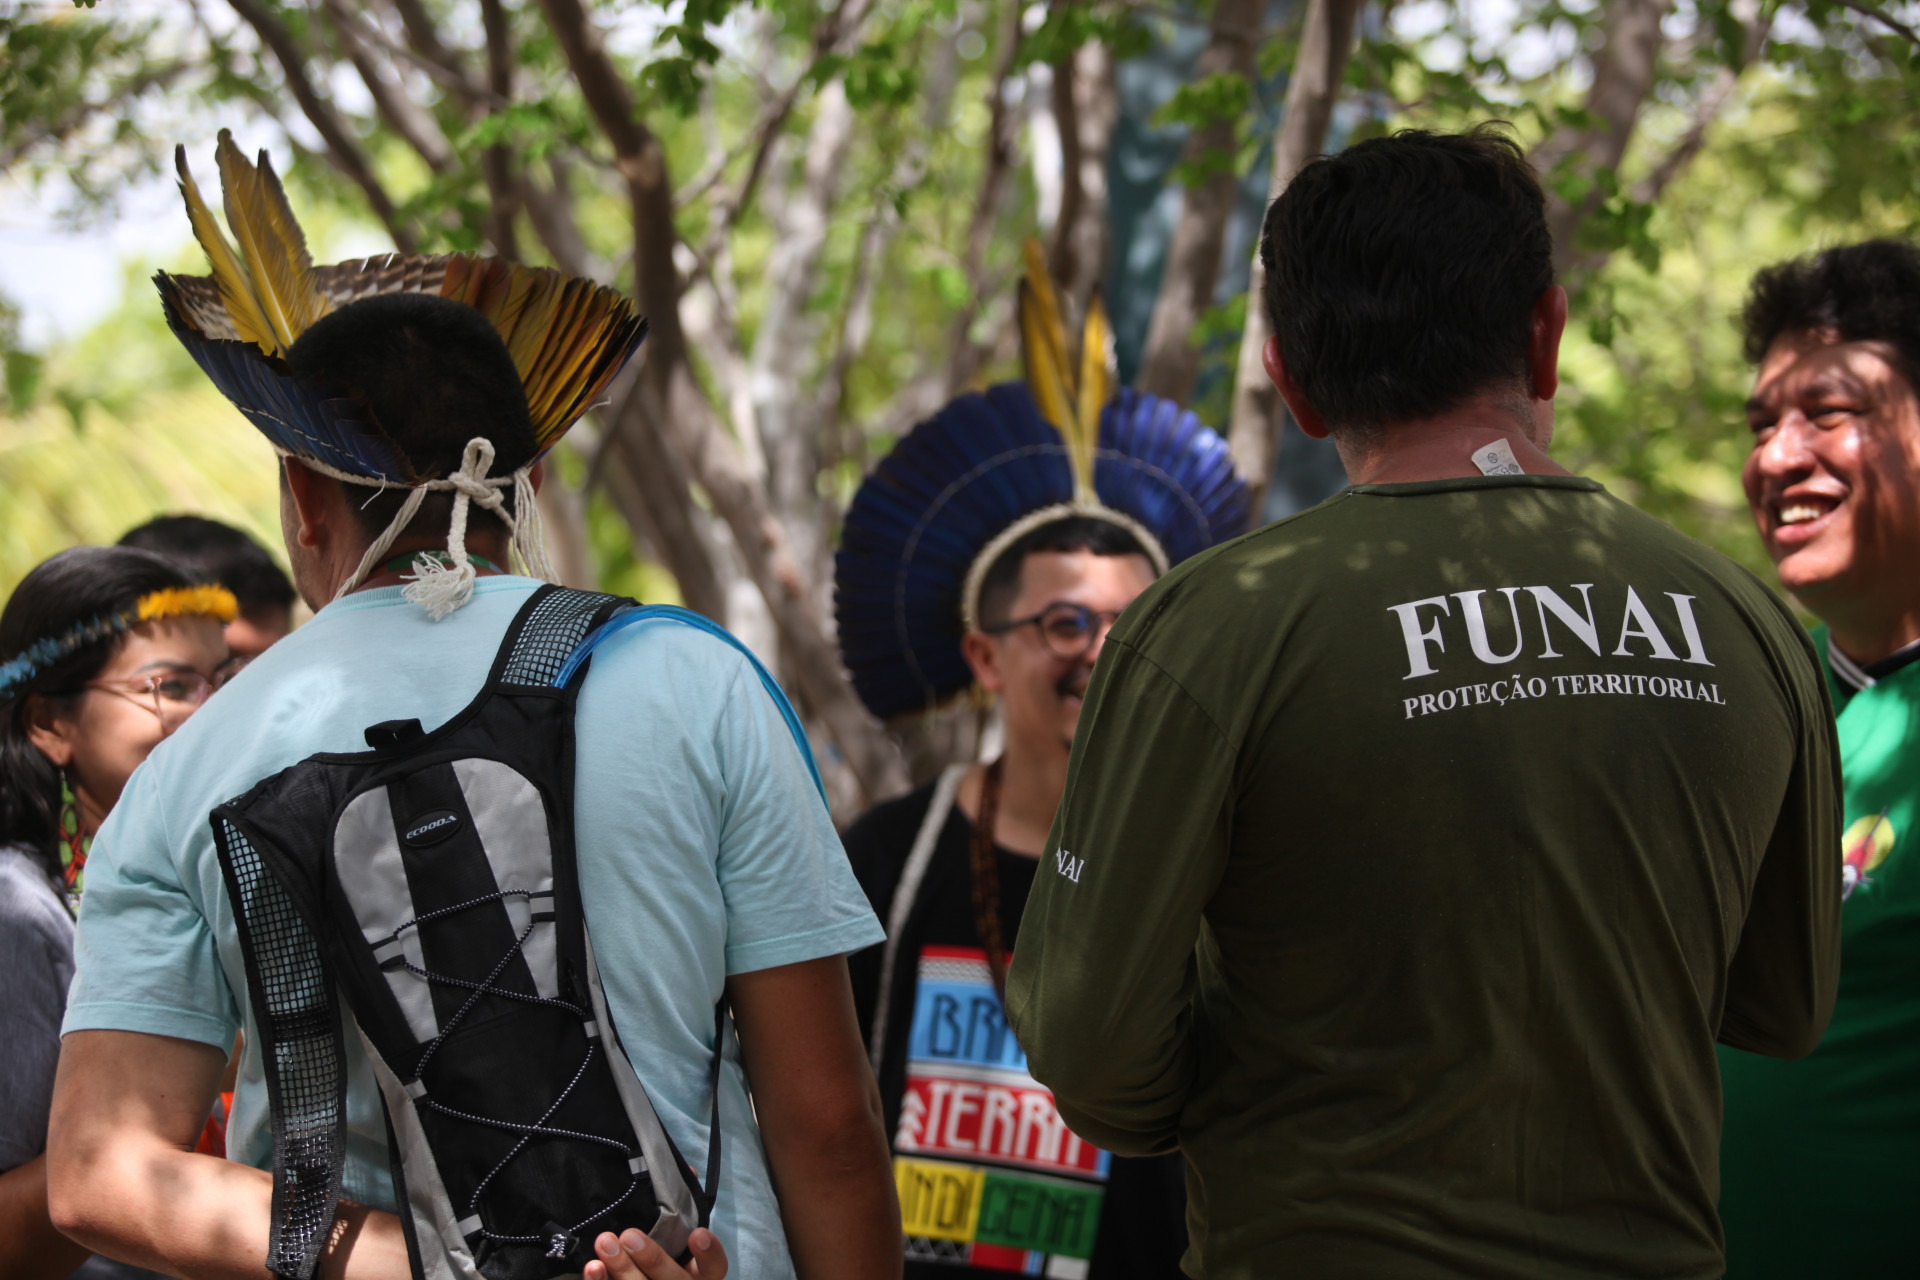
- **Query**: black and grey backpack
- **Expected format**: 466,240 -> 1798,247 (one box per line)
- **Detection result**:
211,586 -> 822,1280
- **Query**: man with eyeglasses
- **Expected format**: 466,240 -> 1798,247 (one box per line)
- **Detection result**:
832,244 -> 1251,1276
841,517 -> 1191,1280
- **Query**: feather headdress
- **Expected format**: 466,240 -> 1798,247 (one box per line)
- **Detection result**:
156,132 -> 647,485
156,132 -> 649,614
834,241 -> 1252,721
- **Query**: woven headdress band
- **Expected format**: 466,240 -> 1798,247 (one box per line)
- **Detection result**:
0,585 -> 240,701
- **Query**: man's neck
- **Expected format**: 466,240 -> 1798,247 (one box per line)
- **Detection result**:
957,734 -> 1069,859
1337,395 -> 1570,486
351,540 -> 512,593
1817,598 -> 1920,670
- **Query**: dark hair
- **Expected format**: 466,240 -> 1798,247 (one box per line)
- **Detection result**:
119,514 -> 295,618
1260,124 -> 1555,433
975,516 -> 1154,629
285,293 -> 536,540
1741,239 -> 1920,391
0,546 -> 193,873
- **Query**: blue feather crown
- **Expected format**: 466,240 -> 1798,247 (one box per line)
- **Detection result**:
835,382 -> 1252,721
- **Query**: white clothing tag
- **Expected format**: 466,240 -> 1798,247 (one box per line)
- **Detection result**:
1470,438 -> 1524,476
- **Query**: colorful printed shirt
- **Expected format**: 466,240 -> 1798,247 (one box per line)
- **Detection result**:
1007,475 -> 1842,1280
845,782 -> 1187,1280
1719,627 -> 1920,1276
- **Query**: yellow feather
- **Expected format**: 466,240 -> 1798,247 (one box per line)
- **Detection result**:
1020,281 -> 1076,438
215,131 -> 329,351
175,145 -> 277,355
1072,292 -> 1115,497
1019,237 -> 1099,501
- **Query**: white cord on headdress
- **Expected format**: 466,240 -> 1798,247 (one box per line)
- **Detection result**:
290,438 -> 558,619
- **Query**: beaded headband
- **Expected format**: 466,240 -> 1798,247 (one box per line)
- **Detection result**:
0,584 -> 239,701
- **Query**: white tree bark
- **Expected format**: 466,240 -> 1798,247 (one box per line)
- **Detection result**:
1530,0 -> 1675,277
1225,0 -> 1365,513
1135,0 -> 1263,402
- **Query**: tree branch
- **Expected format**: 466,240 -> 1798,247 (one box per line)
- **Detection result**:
223,0 -> 415,251
1225,0 -> 1364,512
520,156 -> 605,277
1135,0 -> 1262,402
1836,0 -> 1920,45
385,0 -> 477,95
320,0 -> 454,174
0,62 -> 188,172
750,79 -> 859,583
820,24 -> 963,436
1531,0 -> 1674,277
1633,11 -> 1773,208
479,0 -> 522,260
338,1 -> 490,107
538,0 -> 907,805
944,0 -> 1026,394
691,0 -> 879,251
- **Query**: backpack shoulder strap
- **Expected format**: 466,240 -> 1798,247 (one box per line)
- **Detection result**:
490,585 -> 631,694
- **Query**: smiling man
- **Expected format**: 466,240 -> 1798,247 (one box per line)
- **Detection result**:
831,253 -> 1251,1279
1719,239 -> 1920,1277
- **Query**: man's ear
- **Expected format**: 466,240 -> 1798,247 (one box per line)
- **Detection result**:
1262,337 -> 1329,440
528,459 -> 545,494
960,630 -> 1006,695
281,456 -> 331,550
1528,285 -> 1568,402
23,695 -> 77,769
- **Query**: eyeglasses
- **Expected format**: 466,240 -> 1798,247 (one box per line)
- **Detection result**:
982,602 -> 1125,661
83,670 -> 224,734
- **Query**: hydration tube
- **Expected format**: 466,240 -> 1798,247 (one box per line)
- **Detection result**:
559,604 -> 828,804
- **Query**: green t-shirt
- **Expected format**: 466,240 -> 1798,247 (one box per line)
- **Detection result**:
1719,631 -> 1920,1277
1005,475 -> 1842,1280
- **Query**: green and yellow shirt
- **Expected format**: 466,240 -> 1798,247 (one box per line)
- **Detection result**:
1719,629 -> 1920,1277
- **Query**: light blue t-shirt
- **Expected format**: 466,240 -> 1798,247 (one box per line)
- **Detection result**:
65,577 -> 883,1277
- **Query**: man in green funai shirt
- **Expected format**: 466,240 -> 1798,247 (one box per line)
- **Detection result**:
1720,240 -> 1920,1276
1005,126 -> 1844,1280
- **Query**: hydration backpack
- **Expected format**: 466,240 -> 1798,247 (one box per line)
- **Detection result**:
211,586 -> 822,1280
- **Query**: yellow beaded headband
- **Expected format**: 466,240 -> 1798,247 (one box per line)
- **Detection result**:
0,584 -> 239,700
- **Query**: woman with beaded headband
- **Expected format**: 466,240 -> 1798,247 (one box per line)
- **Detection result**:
0,546 -> 237,1280
835,243 -> 1251,1279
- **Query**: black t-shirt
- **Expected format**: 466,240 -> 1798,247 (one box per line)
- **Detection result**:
844,779 -> 1187,1280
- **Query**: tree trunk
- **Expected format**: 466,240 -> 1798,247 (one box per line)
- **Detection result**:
751,79 -> 858,588
1133,0 -> 1262,403
1531,0 -> 1674,278
1225,0 -> 1364,513
534,446 -> 596,590
537,0 -> 907,807
1048,38 -> 1119,314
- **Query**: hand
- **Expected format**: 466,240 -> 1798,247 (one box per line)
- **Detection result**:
584,1227 -> 728,1280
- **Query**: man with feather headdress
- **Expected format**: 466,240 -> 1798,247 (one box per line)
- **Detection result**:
44,136 -> 901,1280
834,244 -> 1251,1279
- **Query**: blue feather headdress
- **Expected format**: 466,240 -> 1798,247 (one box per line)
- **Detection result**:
834,245 -> 1252,721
